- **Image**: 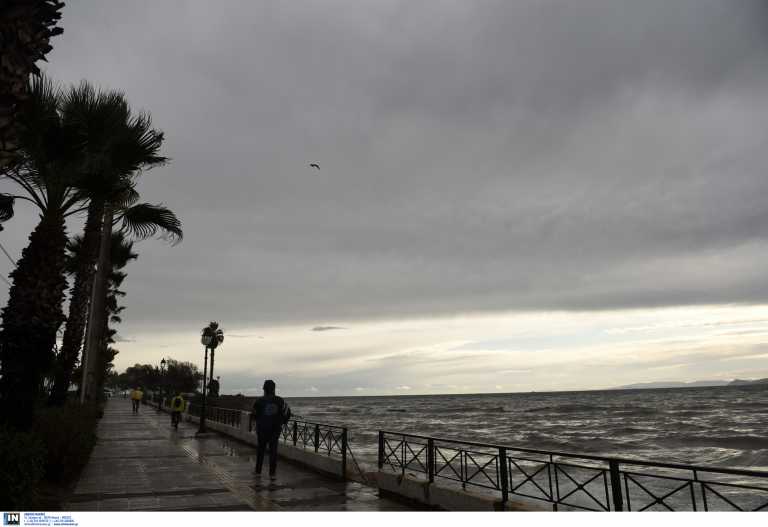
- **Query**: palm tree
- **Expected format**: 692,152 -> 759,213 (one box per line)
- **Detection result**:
0,75 -> 179,423
197,322 -> 223,433
202,321 -> 224,396
0,75 -> 89,428
49,83 -> 173,405
0,0 -> 64,168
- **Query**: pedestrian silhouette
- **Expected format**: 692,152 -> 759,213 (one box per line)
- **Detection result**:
130,386 -> 143,413
170,391 -> 185,428
251,379 -> 291,479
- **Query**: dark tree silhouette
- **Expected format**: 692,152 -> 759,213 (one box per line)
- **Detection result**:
118,360 -> 201,395
0,76 -> 85,429
0,0 -> 64,169
49,82 -> 177,405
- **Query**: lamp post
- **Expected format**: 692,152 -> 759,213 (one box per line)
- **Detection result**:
209,346 -> 216,398
157,358 -> 167,412
198,333 -> 212,434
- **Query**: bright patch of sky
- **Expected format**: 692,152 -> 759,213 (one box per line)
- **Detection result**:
114,304 -> 768,396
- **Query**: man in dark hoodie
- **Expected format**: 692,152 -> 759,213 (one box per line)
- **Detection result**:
251,379 -> 291,478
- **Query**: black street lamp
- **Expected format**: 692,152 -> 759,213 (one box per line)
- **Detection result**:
209,346 -> 217,398
158,358 -> 167,412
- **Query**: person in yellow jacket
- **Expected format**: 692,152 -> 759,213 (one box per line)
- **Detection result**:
170,392 -> 185,428
130,387 -> 143,414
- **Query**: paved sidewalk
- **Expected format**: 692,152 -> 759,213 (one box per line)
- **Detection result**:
66,398 -> 410,511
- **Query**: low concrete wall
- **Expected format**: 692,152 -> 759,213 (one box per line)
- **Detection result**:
178,407 -> 346,479
375,471 -> 539,511
278,442 -> 344,479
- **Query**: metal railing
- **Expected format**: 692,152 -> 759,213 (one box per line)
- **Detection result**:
379,430 -> 768,511
179,405 -> 363,481
252,418 -> 351,477
188,403 -> 241,428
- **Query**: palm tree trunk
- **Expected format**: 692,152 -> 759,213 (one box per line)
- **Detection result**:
92,316 -> 110,397
0,208 -> 68,429
81,205 -> 113,403
94,310 -> 120,397
49,198 -> 104,405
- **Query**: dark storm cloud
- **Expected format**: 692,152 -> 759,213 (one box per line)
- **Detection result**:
4,1 -> 768,332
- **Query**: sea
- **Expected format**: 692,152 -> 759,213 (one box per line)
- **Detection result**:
286,383 -> 768,473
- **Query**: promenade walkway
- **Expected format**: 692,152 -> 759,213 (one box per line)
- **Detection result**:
66,398 -> 410,511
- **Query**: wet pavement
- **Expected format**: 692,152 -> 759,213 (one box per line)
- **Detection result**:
66,398 -> 411,511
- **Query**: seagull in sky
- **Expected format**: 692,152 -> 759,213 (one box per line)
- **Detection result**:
309,163 -> 320,170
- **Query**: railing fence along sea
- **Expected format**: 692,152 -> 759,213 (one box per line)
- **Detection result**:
187,402 -> 241,428
379,430 -> 768,511
168,387 -> 768,511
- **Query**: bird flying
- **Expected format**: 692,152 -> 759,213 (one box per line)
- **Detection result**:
309,163 -> 320,170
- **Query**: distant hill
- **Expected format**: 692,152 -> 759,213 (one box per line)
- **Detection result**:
728,378 -> 768,386
615,378 -> 768,390
615,380 -> 730,390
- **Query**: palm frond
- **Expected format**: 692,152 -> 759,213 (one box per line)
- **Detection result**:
0,194 -> 15,224
119,202 -> 183,245
61,82 -> 167,204
65,234 -> 85,275
109,232 -> 138,269
9,74 -> 87,212
118,110 -> 168,173
201,321 -> 224,348
61,83 -> 129,193
113,185 -> 140,208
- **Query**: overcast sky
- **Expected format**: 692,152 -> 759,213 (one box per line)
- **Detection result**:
2,1 -> 768,395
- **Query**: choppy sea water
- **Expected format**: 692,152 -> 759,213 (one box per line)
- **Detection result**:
287,384 -> 768,472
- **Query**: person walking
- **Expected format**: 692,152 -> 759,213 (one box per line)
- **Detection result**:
251,380 -> 291,479
130,386 -> 143,413
170,391 -> 186,428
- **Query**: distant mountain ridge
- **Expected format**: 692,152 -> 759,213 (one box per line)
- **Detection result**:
729,378 -> 768,386
615,378 -> 768,390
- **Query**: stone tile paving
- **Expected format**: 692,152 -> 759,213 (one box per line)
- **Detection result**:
65,398 -> 411,511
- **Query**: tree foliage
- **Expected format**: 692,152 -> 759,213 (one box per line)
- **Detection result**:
0,0 -> 64,168
116,359 -> 201,395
